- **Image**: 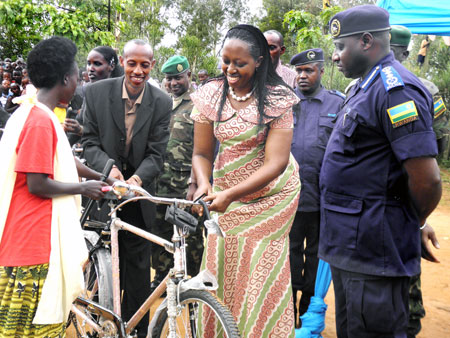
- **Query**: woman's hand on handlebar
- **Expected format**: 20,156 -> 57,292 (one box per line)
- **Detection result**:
203,190 -> 232,213
80,180 -> 109,200
192,183 -> 212,216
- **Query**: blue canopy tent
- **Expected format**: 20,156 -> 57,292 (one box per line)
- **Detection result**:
377,0 -> 450,35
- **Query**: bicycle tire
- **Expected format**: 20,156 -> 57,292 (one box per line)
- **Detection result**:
69,231 -> 114,337
151,289 -> 240,338
82,230 -> 113,309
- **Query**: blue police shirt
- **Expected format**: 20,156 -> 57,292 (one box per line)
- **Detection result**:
291,86 -> 344,212
319,52 -> 438,277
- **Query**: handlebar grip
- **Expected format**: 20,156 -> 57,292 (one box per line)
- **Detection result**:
101,186 -> 112,193
80,159 -> 115,226
198,199 -> 211,220
100,159 -> 115,182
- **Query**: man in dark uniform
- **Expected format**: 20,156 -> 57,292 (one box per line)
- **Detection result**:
288,48 -> 344,327
82,39 -> 172,338
150,55 -> 204,292
390,25 -> 443,338
321,6 -> 442,337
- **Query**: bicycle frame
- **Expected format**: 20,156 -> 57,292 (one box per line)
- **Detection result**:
110,218 -> 174,335
71,182 -> 220,338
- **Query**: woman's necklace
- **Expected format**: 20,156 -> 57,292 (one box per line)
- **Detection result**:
229,87 -> 254,102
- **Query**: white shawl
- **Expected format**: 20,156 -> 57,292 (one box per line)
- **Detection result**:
0,101 -> 88,324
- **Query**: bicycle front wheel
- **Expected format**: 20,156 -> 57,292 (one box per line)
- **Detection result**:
151,289 -> 240,338
81,230 -> 113,309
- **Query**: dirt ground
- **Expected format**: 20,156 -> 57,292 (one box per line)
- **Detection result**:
321,167 -> 450,337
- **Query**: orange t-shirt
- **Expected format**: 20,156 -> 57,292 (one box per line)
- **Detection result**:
0,106 -> 57,266
418,39 -> 429,56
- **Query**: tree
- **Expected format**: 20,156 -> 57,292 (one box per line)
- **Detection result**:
284,6 -> 342,53
178,35 -> 219,76
254,0 -> 323,64
283,5 -> 352,92
170,0 -> 248,55
120,0 -> 170,48
0,0 -> 116,61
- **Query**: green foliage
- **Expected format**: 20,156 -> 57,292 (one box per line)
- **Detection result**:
153,0 -> 244,82
283,6 -> 342,53
322,63 -> 353,93
0,0 -> 116,61
170,0 -> 247,54
120,0 -> 169,48
283,5 -> 349,91
153,45 -> 176,81
406,37 -> 450,118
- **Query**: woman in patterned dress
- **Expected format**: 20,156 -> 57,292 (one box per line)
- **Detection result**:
190,25 -> 301,337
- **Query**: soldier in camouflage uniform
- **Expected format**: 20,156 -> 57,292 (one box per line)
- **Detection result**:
390,25 -> 442,338
150,55 -> 204,292
423,80 -> 450,160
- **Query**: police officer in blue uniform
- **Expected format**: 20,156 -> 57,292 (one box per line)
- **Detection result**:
321,5 -> 442,337
289,48 -> 345,327
390,25 -> 442,338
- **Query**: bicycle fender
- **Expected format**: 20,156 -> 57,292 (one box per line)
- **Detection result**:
147,298 -> 168,334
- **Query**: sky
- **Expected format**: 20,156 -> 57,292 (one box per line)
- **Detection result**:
248,0 -> 263,15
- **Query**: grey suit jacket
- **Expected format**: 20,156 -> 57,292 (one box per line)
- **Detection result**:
81,76 -> 172,226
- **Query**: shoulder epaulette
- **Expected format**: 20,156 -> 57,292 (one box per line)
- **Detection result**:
380,66 -> 404,92
329,90 -> 346,100
361,65 -> 381,92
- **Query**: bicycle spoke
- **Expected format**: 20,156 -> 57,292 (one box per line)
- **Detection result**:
152,290 -> 240,337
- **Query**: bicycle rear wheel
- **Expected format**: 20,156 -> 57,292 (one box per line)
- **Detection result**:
151,289 -> 240,338
69,230 -> 114,337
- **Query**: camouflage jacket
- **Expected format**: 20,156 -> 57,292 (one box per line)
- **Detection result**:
419,78 -> 450,139
156,86 -> 195,198
432,95 -> 450,139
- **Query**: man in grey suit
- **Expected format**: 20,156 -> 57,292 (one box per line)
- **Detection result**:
82,39 -> 172,338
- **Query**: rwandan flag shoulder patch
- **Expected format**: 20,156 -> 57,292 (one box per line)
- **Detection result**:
387,100 -> 418,128
434,96 -> 446,119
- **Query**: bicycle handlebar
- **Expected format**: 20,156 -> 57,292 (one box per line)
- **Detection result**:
110,181 -> 200,208
109,182 -> 218,236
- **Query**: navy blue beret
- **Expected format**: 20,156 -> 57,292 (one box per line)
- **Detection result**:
290,48 -> 324,66
329,5 -> 390,39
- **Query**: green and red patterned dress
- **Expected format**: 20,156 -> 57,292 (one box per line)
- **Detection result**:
191,79 -> 300,337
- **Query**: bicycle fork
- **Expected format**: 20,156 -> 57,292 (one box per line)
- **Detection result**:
166,278 -> 177,338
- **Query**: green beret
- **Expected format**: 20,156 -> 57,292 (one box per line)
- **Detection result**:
390,25 -> 412,47
161,55 -> 190,75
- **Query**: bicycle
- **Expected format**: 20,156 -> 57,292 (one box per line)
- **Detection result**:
68,180 -> 240,338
